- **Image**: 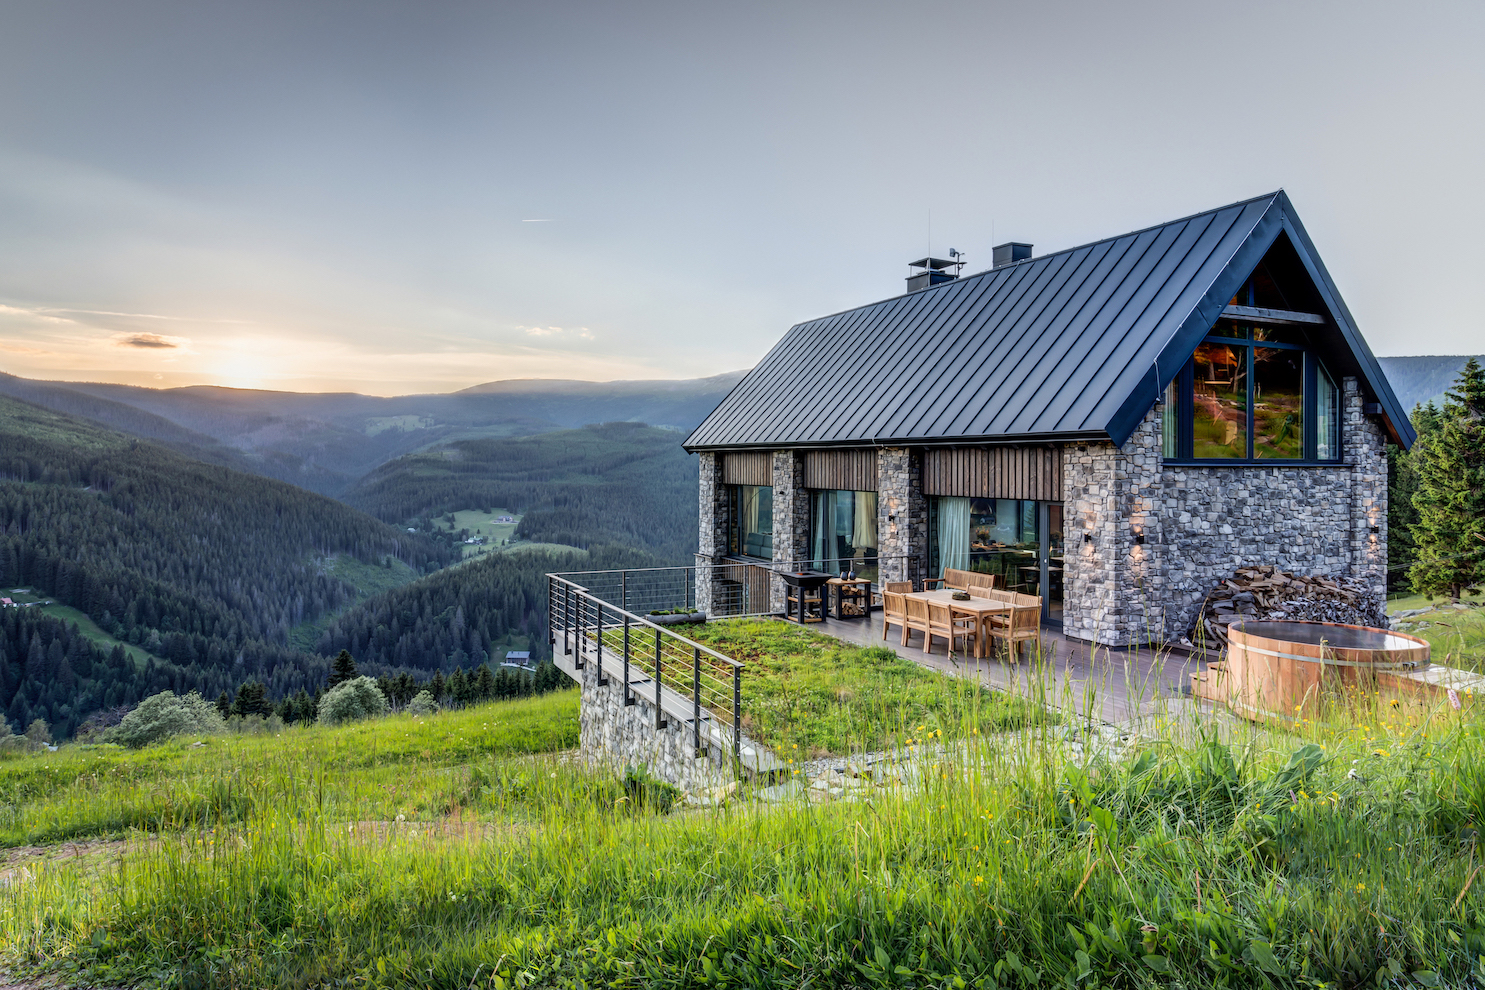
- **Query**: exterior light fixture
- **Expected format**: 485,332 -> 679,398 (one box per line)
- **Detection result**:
1083,533 -> 1093,543
1134,533 -> 1145,545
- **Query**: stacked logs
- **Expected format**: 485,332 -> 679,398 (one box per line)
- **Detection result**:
1189,565 -> 1388,648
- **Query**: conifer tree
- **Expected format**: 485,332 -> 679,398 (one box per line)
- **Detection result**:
327,649 -> 358,688
1410,359 -> 1485,600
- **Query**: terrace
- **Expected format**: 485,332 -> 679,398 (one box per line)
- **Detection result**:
547,563 -> 1209,790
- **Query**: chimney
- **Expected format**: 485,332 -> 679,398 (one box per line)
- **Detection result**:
905,252 -> 964,293
992,242 -> 1033,268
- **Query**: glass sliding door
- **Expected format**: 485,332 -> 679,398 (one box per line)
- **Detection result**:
728,484 -> 773,559
929,497 -> 1063,624
808,489 -> 878,579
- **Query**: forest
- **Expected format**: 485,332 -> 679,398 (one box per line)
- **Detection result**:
0,396 -> 458,735
342,421 -> 700,561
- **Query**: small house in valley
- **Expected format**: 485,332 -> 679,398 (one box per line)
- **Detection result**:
684,191 -> 1413,645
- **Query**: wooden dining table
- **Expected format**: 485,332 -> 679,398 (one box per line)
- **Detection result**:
903,588 -> 1012,658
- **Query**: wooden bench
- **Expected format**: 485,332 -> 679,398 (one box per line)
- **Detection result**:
923,568 -> 997,593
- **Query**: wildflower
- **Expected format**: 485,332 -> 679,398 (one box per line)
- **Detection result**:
974,875 -> 984,885
1355,883 -> 1365,892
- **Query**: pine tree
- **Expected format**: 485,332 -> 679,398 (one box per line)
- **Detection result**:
327,649 -> 358,688
429,670 -> 446,701
1410,359 -> 1485,600
231,680 -> 271,718
215,691 -> 231,717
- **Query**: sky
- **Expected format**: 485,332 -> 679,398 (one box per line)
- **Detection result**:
0,0 -> 1481,396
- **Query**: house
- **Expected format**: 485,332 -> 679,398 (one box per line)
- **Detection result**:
502,650 -> 533,670
684,192 -> 1412,646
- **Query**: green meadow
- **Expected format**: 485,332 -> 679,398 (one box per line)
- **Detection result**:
2,646 -> 1485,989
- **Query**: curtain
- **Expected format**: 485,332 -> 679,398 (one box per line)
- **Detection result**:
852,491 -> 877,551
1316,366 -> 1338,460
937,497 -> 970,575
742,487 -> 761,540
811,490 -> 835,570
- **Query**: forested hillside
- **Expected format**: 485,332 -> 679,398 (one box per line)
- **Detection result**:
316,544 -> 659,672
0,395 -> 456,735
342,422 -> 700,562
0,371 -> 743,496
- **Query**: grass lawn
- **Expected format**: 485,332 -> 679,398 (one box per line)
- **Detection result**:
680,618 -> 1051,757
0,689 -> 580,847
6,681 -> 1485,988
1388,591 -> 1485,671
428,507 -> 522,558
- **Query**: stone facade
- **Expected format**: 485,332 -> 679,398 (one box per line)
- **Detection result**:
877,447 -> 927,585
1063,376 -> 1389,645
692,384 -> 1390,647
577,651 -> 732,795
694,451 -> 729,616
769,450 -> 810,611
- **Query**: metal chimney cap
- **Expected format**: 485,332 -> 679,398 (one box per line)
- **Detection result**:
992,242 -> 1033,268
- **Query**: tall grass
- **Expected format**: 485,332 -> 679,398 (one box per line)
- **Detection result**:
5,668 -> 1485,988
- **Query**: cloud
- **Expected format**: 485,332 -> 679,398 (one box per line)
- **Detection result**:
520,325 -> 595,340
113,332 -> 186,349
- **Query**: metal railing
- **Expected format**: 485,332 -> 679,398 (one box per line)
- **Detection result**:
547,573 -> 745,762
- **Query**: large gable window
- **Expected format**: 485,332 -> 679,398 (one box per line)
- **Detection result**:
1163,275 -> 1340,463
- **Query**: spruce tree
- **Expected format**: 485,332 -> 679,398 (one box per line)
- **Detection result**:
327,649 -> 358,688
1410,359 -> 1485,600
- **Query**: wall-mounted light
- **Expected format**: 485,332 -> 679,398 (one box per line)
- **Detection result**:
1369,525 -> 1379,534
1083,533 -> 1093,543
1134,533 -> 1145,545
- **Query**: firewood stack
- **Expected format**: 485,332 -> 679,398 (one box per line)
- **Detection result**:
1189,565 -> 1388,648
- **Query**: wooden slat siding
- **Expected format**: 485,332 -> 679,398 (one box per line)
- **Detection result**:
922,447 -> 1063,501
803,449 -> 878,491
722,452 -> 772,487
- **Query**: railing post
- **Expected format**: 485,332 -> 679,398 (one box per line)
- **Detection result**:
562,583 -> 571,656
693,646 -> 702,756
574,591 -> 585,669
622,614 -> 634,706
595,602 -> 607,685
733,665 -> 742,762
547,576 -> 555,644
654,627 -> 667,729
621,570 -> 628,613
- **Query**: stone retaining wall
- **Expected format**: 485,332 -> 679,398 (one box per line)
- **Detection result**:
576,654 -> 732,795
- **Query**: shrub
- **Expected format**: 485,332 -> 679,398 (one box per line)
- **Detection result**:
405,691 -> 437,717
104,691 -> 226,749
317,676 -> 388,726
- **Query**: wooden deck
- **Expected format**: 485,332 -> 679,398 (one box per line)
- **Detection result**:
808,611 -> 1216,728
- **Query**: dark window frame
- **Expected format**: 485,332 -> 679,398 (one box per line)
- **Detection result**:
1164,328 -> 1341,466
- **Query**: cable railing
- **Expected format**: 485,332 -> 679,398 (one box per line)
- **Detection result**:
547,573 -> 745,762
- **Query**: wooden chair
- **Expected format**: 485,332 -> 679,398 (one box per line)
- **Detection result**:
873,580 -> 913,607
881,591 -> 908,642
987,601 -> 1042,661
902,596 -> 931,648
927,601 -> 975,656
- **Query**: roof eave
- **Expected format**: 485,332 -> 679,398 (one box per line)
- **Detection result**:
682,429 -> 1109,454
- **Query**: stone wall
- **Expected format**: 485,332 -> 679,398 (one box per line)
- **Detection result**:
770,450 -> 810,611
1064,376 -> 1391,645
577,652 -> 731,795
694,451 -> 730,616
1344,377 -> 1389,599
877,447 -> 927,585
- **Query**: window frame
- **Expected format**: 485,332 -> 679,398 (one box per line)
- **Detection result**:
726,484 -> 774,561
1163,324 -> 1343,466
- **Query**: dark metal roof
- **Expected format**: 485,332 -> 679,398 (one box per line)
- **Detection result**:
686,191 -> 1414,452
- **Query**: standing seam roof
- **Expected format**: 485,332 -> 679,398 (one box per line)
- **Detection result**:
685,191 -> 1414,451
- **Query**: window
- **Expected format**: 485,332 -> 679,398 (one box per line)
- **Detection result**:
808,489 -> 877,573
1164,316 -> 1341,463
728,485 -> 773,559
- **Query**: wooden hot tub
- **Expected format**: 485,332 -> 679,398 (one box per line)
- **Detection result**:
1203,620 -> 1431,721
